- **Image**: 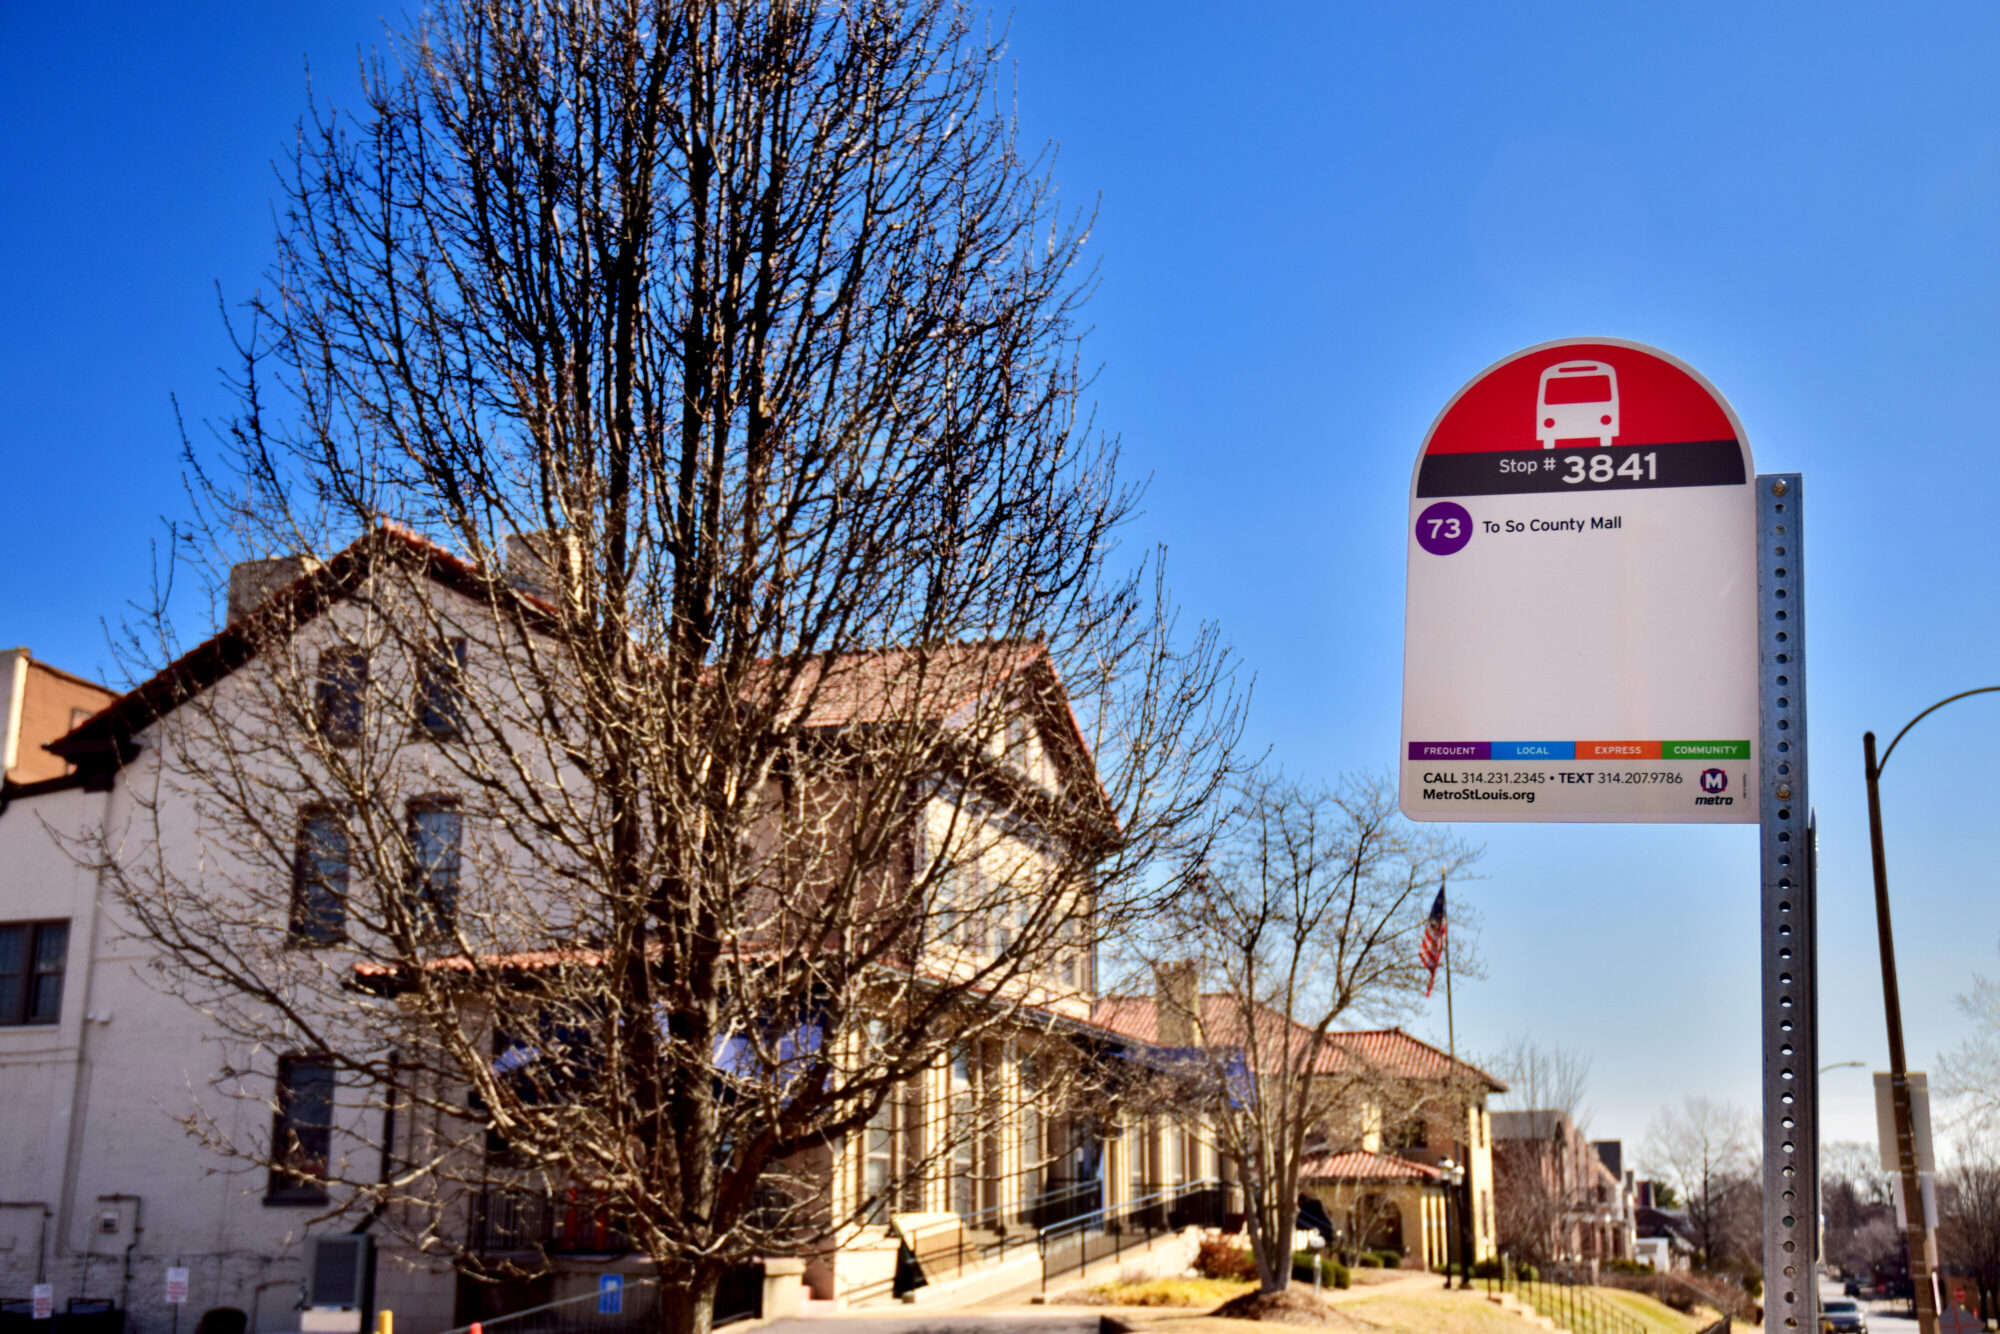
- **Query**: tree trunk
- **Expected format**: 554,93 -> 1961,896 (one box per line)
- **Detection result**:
1255,1200 -> 1294,1294
657,1274 -> 717,1334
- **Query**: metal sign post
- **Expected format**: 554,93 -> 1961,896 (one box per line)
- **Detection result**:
1757,474 -> 1816,1334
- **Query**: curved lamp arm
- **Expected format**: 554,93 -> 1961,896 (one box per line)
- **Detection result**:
1875,686 -> 2000,774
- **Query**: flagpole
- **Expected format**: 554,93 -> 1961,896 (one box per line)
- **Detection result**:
1441,878 -> 1471,1289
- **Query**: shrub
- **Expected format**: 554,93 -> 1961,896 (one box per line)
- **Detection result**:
1355,1252 -> 1381,1268
1195,1236 -> 1260,1283
1603,1258 -> 1654,1275
1371,1250 -> 1404,1269
1515,1262 -> 1539,1282
1472,1258 -> 1505,1280
1291,1251 -> 1347,1287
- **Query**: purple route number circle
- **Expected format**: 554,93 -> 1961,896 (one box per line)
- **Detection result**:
1415,501 -> 1473,556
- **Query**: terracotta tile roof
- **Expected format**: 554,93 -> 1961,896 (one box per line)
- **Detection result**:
1324,1028 -> 1507,1092
1089,996 -> 1506,1091
1301,1150 -> 1441,1183
47,525 -> 1102,804
776,640 -> 1046,729
51,525 -> 487,768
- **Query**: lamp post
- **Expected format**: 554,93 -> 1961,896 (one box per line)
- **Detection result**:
1440,1157 -> 1468,1287
1863,686 -> 2000,1334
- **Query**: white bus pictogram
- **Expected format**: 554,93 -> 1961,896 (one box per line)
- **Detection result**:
1536,361 -> 1620,448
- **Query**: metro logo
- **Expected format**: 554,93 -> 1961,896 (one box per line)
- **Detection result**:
1700,768 -> 1729,794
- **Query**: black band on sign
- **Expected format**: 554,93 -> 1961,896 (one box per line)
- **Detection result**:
1415,439 -> 1747,498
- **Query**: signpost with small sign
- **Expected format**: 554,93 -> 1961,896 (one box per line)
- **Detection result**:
165,1269 -> 189,1304
31,1285 -> 52,1321
597,1275 -> 623,1316
1401,337 -> 1816,1331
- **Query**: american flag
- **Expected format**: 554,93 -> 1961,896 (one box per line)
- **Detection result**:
1419,884 -> 1448,998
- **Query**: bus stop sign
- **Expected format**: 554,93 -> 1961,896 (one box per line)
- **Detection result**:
1401,338 -> 1757,822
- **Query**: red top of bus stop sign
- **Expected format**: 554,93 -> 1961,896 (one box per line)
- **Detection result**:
1422,340 -> 1740,455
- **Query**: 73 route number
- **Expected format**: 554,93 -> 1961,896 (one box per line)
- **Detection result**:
1563,452 -> 1656,485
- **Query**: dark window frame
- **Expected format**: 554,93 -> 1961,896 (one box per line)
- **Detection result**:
289,807 -> 350,946
413,638 -> 469,741
315,649 -> 369,747
406,797 -> 463,932
266,1054 -> 334,1205
0,919 -> 70,1026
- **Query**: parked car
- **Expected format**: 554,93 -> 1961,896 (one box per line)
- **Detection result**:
1821,1299 -> 1868,1334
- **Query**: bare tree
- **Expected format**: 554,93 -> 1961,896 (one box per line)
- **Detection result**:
1939,962 -> 2000,1134
1126,771 -> 1479,1295
1641,1097 -> 1757,1275
1491,1112 -> 1584,1265
1940,1148 -> 2000,1322
1822,1139 -> 1894,1281
64,4 -> 1243,1332
1486,1040 -> 1595,1264
1492,1037 -> 1593,1130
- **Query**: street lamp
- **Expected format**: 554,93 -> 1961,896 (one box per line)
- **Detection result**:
1863,686 -> 2000,1334
1439,1156 -> 1471,1289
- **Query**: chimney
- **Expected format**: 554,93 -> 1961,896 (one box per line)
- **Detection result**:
227,556 -> 319,625
506,531 -> 575,602
1154,961 -> 1198,1048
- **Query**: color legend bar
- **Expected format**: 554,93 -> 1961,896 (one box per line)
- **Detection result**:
1408,739 -> 1750,761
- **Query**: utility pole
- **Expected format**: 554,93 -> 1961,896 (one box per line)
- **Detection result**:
1859,685 -> 2000,1334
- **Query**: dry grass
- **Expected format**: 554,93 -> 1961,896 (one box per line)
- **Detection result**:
1067,1277 -> 1257,1307
1593,1287 -> 1720,1333
1098,1286 -> 1514,1332
1342,1290 -> 1553,1334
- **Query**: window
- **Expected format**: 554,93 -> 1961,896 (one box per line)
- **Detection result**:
414,638 -> 468,739
0,921 -> 68,1026
863,1094 -> 898,1223
951,1047 -> 977,1216
407,800 -> 463,930
268,1055 -> 334,1203
290,810 -> 349,945
315,649 -> 368,746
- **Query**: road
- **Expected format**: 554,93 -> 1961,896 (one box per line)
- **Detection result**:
1819,1274 -> 1985,1334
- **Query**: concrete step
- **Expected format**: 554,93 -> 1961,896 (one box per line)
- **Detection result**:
1486,1291 -> 1560,1330
897,1244 -> 1044,1308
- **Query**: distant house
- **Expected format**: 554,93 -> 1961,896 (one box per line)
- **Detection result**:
1492,1110 -> 1633,1263
0,648 -> 116,786
1633,1180 -> 1696,1272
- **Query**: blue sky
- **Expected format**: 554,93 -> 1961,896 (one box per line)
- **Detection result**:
7,3 -> 2000,1161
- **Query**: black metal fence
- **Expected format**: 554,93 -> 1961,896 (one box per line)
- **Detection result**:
1485,1259 -> 1734,1334
471,1191 -> 633,1256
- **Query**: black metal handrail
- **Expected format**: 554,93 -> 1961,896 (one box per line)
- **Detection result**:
1483,1256 -> 1729,1334
1037,1179 -> 1226,1293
